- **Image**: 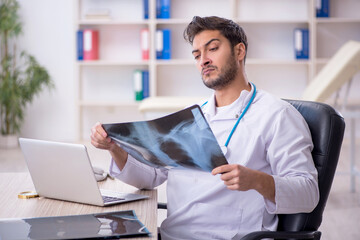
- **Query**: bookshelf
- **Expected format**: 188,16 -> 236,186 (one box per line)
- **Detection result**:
75,0 -> 360,140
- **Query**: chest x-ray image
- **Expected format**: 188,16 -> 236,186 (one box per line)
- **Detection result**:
103,105 -> 228,172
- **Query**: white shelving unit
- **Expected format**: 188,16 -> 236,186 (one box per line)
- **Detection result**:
75,0 -> 360,140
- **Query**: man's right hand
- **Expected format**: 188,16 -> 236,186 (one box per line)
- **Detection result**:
90,122 -> 128,170
90,122 -> 115,151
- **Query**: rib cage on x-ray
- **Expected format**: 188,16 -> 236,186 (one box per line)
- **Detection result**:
103,105 -> 228,172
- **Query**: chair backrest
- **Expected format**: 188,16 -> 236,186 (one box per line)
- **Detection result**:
277,100 -> 345,232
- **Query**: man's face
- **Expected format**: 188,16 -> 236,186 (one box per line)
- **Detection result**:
192,30 -> 238,90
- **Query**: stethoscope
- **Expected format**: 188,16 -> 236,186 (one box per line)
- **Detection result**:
201,82 -> 257,156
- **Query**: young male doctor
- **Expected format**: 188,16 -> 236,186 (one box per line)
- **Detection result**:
91,16 -> 319,240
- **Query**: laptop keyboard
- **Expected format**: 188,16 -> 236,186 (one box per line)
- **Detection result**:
102,195 -> 125,203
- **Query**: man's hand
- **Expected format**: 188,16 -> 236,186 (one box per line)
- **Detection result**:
212,164 -> 276,203
91,122 -> 115,151
90,122 -> 128,170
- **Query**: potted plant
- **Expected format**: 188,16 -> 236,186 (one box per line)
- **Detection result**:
0,0 -> 54,148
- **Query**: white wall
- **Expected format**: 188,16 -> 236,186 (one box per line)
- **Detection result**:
13,0 -> 360,143
17,0 -> 76,142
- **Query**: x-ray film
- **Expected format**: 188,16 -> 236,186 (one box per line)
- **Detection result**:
0,210 -> 149,239
102,105 -> 228,172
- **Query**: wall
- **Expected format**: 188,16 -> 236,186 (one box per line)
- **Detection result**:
17,0 -> 76,142
13,0 -> 360,142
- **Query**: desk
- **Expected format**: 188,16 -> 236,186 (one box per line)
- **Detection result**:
0,172 -> 157,239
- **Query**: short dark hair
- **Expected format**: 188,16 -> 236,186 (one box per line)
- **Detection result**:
184,16 -> 248,61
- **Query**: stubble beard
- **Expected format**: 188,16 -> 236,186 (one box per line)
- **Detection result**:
201,52 -> 238,90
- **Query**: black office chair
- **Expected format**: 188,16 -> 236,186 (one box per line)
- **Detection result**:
240,100 -> 345,240
158,100 -> 345,240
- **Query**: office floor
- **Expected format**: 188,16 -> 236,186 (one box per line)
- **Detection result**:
0,141 -> 359,239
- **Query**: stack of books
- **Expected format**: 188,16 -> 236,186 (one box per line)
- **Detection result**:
84,9 -> 111,21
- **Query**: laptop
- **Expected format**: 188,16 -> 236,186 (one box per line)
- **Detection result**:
18,138 -> 148,206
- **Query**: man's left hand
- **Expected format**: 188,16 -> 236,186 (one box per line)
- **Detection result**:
211,164 -> 257,191
212,164 -> 276,203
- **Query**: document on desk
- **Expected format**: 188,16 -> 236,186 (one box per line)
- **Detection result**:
102,105 -> 228,172
0,210 -> 150,240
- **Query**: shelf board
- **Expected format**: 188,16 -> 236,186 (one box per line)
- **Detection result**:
155,59 -> 310,66
235,19 -> 310,24
78,59 -> 310,67
246,59 -> 310,65
78,19 -> 149,25
315,58 -> 330,64
154,18 -> 311,25
79,101 -> 140,107
156,59 -> 194,66
155,18 -> 192,25
139,96 -> 207,113
78,60 -> 149,66
316,18 -> 360,23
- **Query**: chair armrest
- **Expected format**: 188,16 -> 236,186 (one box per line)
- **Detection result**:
240,230 -> 321,240
158,202 -> 167,209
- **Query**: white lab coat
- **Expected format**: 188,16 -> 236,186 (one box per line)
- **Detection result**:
110,85 -> 319,240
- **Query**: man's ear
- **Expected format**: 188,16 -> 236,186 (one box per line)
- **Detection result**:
234,43 -> 246,61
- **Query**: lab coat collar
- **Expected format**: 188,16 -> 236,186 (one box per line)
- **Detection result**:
202,83 -> 255,121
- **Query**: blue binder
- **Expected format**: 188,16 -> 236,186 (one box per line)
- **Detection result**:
143,0 -> 149,19
156,0 -> 161,18
162,29 -> 171,59
157,0 -> 171,19
294,28 -> 309,60
142,70 -> 149,99
160,0 -> 171,19
76,30 -> 83,60
316,0 -> 329,18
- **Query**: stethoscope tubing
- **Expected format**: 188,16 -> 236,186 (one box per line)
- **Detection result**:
201,82 -> 257,151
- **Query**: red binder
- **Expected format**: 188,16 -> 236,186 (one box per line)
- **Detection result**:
141,28 -> 149,60
83,29 -> 99,60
